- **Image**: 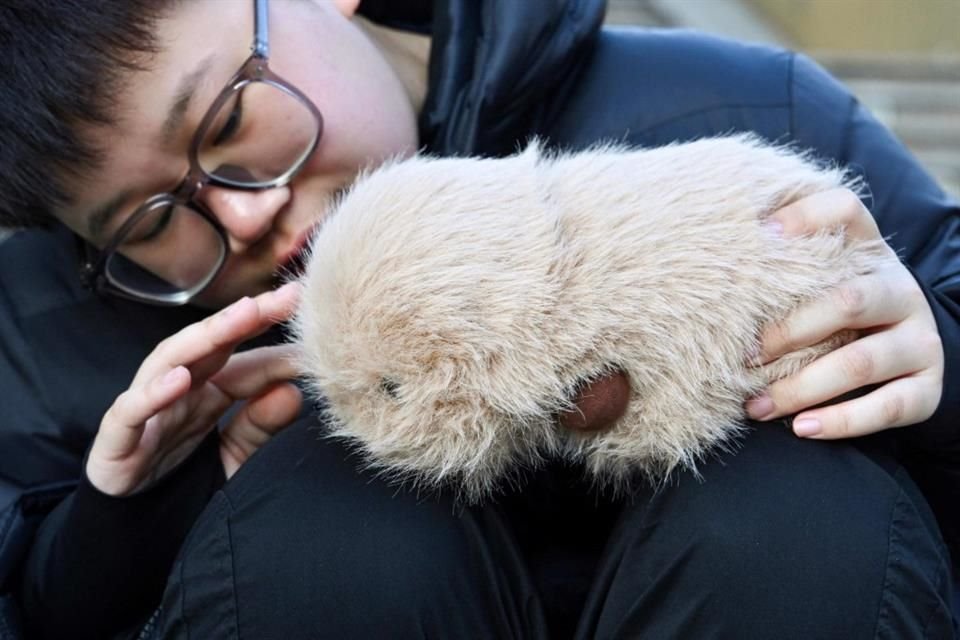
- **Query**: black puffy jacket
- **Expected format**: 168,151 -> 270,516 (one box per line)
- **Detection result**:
2,0 -> 958,636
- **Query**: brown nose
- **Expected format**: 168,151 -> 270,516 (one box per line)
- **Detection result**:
558,371 -> 631,433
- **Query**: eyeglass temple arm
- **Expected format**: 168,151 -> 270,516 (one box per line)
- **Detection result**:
252,0 -> 269,58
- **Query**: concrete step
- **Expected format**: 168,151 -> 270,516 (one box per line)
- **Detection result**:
843,79 -> 960,116
889,113 -> 960,150
599,1 -> 960,198
606,0 -> 665,26
914,150 -> 960,198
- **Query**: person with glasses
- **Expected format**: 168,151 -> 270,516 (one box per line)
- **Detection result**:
78,0 -> 324,307
0,0 -> 956,638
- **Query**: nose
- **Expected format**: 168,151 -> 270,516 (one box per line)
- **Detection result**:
198,185 -> 291,252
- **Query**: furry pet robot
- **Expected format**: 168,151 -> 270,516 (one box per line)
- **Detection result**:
292,135 -> 888,502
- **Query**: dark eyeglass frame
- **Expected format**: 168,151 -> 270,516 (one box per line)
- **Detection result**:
79,0 -> 323,306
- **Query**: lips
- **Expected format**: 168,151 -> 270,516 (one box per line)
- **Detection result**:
276,224 -> 319,280
274,187 -> 347,281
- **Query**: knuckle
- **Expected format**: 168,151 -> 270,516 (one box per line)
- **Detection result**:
106,390 -> 134,424
880,393 -> 906,427
771,381 -> 800,414
918,330 -> 944,364
101,403 -> 120,427
833,282 -> 867,320
873,273 -> 893,302
767,321 -> 793,351
155,335 -> 175,355
201,311 -> 222,333
831,409 -> 854,438
841,344 -> 875,385
836,189 -> 865,223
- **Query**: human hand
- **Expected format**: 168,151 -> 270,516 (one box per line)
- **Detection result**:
86,283 -> 303,496
746,188 -> 944,438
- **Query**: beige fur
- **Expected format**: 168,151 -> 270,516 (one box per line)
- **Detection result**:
291,135 -> 889,502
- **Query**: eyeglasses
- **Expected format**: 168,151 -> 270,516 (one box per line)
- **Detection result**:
79,0 -> 323,306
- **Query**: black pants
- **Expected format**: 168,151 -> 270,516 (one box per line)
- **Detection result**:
157,420 -> 955,639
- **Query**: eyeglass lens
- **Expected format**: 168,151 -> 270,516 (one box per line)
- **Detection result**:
106,80 -> 320,301
106,202 -> 226,300
197,81 -> 320,188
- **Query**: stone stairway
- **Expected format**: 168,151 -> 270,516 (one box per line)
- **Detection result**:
0,2 -> 954,246
605,0 -> 960,199
825,55 -> 960,198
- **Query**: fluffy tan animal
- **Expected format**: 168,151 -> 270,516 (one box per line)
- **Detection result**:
292,135 -> 889,502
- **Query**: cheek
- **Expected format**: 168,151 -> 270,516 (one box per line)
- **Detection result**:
275,27 -> 419,169
193,256 -> 275,308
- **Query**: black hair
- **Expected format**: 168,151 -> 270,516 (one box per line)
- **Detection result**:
0,1 -> 171,229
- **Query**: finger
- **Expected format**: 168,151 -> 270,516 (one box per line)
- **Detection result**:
789,373 -> 941,439
219,383 -> 303,478
95,366 -> 192,460
184,282 -> 303,382
759,269 -> 914,363
748,323 -> 935,420
135,282 -> 301,386
768,188 -> 884,243
257,279 -> 302,322
145,380 -> 232,450
210,344 -> 301,399
132,296 -> 259,386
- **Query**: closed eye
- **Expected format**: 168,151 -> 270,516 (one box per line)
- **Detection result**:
125,204 -> 175,246
212,90 -> 244,146
379,378 -> 401,400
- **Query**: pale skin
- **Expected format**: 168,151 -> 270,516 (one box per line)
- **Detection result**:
79,0 -> 427,496
79,1 -> 944,496
747,188 -> 944,439
86,283 -> 303,495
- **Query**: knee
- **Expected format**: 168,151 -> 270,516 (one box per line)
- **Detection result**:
163,425 -> 538,637
170,490 -> 510,637
686,434 -> 943,585
312,499 -> 489,611
609,428 -> 953,635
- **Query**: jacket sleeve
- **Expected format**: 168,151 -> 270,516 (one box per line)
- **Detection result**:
19,431 -> 225,640
790,53 -> 960,558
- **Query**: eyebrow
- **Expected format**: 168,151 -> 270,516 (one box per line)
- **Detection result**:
161,54 -> 217,142
87,190 -> 132,242
85,55 -> 217,242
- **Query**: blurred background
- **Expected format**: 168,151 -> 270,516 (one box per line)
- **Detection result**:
606,0 -> 960,198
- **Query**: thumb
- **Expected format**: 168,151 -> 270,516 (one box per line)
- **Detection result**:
219,382 -> 303,478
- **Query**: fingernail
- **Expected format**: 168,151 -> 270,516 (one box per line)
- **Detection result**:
745,394 -> 774,419
273,282 -> 300,299
162,366 -> 186,386
793,417 -> 822,437
222,296 -> 251,317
